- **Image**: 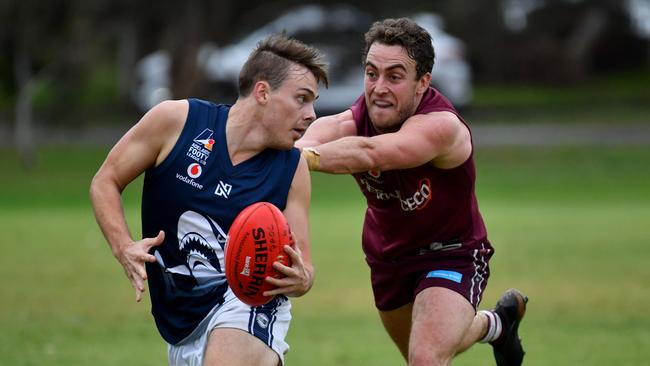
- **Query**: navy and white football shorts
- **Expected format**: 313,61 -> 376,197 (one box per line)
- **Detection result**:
167,288 -> 291,365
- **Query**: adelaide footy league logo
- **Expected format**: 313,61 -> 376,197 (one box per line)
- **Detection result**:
196,136 -> 214,151
186,128 -> 214,165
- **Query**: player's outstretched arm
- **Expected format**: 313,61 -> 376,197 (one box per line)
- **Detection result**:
89,100 -> 187,301
301,111 -> 472,174
295,109 -> 357,149
264,156 -> 314,298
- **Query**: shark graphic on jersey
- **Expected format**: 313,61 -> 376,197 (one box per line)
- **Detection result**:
154,210 -> 227,296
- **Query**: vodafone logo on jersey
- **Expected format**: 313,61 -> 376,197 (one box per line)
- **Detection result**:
175,163 -> 204,190
187,163 -> 202,178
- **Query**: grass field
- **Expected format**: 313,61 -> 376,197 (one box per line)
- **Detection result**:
1,145 -> 649,365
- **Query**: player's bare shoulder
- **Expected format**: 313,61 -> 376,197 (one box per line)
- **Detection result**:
144,99 -> 189,135
410,111 -> 468,143
139,99 -> 189,166
403,110 -> 463,134
402,111 -> 471,169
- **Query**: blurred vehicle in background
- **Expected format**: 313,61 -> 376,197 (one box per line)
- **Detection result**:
133,50 -> 172,112
502,0 -> 650,39
412,12 -> 473,109
199,4 -> 374,114
132,5 -> 473,114
626,0 -> 650,39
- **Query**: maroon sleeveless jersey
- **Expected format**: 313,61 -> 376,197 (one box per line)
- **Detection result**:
350,87 -> 490,261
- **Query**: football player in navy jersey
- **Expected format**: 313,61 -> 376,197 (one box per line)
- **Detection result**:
91,34 -> 328,366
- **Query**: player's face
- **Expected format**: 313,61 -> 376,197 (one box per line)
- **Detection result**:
363,43 -> 429,133
265,65 -> 318,149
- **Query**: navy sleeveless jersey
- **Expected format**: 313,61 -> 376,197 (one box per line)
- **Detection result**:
141,98 -> 300,344
350,87 -> 491,261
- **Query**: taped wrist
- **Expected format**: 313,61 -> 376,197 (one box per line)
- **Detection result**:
301,147 -> 321,171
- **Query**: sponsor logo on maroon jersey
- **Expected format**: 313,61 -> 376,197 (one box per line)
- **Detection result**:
359,177 -> 432,212
399,179 -> 432,211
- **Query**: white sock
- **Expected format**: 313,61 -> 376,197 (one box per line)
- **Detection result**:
478,310 -> 503,343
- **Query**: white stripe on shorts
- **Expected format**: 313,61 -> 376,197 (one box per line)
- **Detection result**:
470,243 -> 489,306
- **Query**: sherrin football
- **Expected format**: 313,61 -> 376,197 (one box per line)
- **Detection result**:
225,202 -> 294,306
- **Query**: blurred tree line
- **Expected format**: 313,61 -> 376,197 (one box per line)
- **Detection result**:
0,0 -> 648,166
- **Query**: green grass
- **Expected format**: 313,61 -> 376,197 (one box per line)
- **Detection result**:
1,146 -> 649,365
473,70 -> 650,107
469,70 -> 650,124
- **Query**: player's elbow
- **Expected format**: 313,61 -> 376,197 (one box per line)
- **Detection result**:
89,172 -> 106,204
356,140 -> 383,173
89,170 -> 121,204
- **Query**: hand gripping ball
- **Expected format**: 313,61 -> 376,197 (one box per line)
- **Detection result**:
225,202 -> 294,306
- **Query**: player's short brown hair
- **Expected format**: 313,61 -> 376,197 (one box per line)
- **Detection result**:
238,34 -> 329,96
362,18 -> 435,80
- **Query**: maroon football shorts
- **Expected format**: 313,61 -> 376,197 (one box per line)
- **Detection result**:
365,242 -> 493,311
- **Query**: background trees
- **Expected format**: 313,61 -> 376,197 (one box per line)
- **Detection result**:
1,0 -> 648,165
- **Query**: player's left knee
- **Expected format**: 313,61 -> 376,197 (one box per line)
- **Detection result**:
408,345 -> 454,366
